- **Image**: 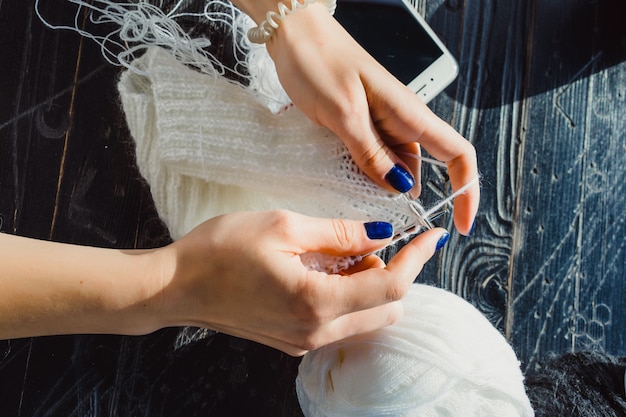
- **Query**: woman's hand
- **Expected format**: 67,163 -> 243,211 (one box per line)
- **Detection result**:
153,210 -> 449,356
0,211 -> 447,354
260,3 -> 479,234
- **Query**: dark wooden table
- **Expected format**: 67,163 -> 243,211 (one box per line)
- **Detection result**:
1,0 -> 625,415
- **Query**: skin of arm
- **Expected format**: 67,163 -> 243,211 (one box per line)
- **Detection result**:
0,211 -> 448,356
0,232 -> 161,338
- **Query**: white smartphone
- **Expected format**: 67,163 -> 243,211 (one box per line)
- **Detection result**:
334,0 -> 459,103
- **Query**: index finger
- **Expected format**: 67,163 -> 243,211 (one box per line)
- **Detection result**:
413,107 -> 479,235
384,89 -> 479,235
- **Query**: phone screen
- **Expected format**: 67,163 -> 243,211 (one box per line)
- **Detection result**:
334,0 -> 444,85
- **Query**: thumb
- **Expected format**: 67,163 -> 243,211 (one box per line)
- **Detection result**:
385,227 -> 450,278
293,215 -> 395,256
327,227 -> 451,315
316,82 -> 417,196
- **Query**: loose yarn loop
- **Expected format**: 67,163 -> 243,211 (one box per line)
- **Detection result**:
297,284 -> 535,417
35,0 -> 292,111
36,0 -> 221,76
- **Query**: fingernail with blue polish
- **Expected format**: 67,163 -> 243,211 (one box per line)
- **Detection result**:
385,164 -> 415,193
436,232 -> 450,251
364,221 -> 394,240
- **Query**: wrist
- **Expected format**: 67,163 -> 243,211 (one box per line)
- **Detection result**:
134,245 -> 180,332
247,0 -> 336,44
232,0 -> 285,24
53,245 -> 170,336
97,243 -> 198,336
100,248 -> 171,335
132,240 -> 220,334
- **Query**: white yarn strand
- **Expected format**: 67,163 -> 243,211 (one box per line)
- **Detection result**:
36,0 -> 219,76
299,175 -> 479,274
35,0 -> 297,110
422,175 -> 479,220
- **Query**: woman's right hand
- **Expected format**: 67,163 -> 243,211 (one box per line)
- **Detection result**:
232,0 -> 479,235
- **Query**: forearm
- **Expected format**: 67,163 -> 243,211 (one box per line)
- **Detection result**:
0,233 -> 162,339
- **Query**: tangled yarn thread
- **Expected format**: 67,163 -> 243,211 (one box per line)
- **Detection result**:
35,0 -> 291,110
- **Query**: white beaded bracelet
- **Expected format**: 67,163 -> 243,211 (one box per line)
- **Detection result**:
247,0 -> 337,44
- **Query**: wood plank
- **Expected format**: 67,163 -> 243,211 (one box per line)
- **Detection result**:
418,0 -> 532,334
420,0 -> 626,371
0,0 -> 81,238
508,0 -> 626,370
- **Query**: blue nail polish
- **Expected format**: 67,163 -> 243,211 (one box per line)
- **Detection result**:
384,164 -> 415,193
436,232 -> 450,251
364,222 -> 393,240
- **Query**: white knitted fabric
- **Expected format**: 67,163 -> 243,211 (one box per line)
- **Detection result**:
118,46 -> 428,243
296,284 -> 535,417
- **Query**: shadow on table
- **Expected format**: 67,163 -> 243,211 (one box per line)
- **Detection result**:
432,0 -> 626,109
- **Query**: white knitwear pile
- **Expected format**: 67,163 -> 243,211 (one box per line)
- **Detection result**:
296,284 -> 535,417
118,46 -> 427,241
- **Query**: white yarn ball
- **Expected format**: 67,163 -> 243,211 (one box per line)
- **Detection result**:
296,284 -> 534,417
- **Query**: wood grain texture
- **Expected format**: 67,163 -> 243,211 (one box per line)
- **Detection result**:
418,0 -> 626,372
0,0 -> 625,415
509,0 -> 626,369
